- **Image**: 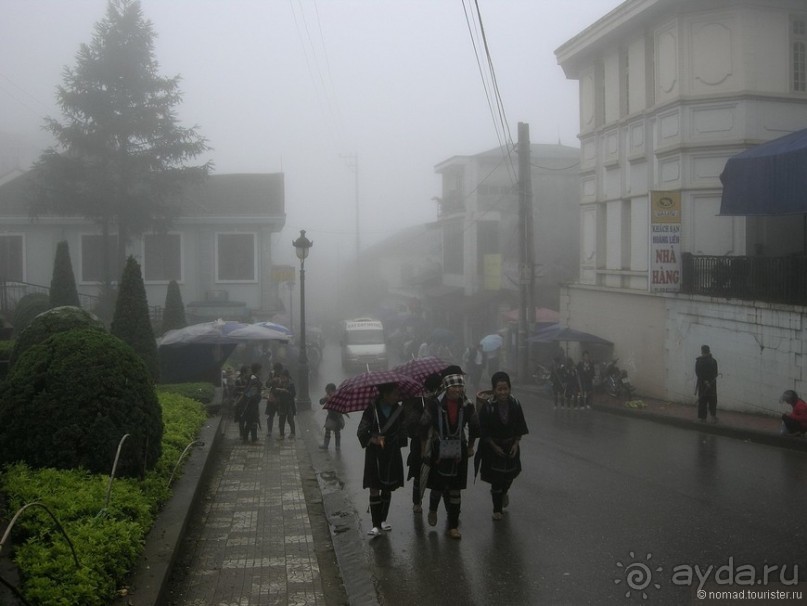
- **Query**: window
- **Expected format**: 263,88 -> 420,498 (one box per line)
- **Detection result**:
216,233 -> 256,282
0,235 -> 23,282
793,17 -> 806,92
81,234 -> 118,283
144,233 -> 181,282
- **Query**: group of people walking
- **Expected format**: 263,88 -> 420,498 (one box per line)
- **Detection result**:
230,362 -> 297,442
355,366 -> 528,539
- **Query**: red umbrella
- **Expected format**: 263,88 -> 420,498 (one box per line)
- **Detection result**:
391,356 -> 451,384
324,370 -> 424,413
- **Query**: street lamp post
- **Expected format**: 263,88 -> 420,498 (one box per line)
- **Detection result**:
293,230 -> 313,410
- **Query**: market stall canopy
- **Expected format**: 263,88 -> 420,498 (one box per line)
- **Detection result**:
503,307 -> 560,323
527,324 -> 612,345
719,128 -> 807,216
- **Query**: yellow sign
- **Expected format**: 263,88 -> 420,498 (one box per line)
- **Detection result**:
272,264 -> 295,284
650,191 -> 681,224
483,254 -> 501,290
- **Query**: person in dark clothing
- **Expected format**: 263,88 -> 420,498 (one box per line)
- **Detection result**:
475,371 -> 529,520
267,369 -> 295,439
357,382 -> 408,538
577,351 -> 595,409
550,355 -> 566,408
232,365 -> 249,432
421,370 -> 478,539
695,344 -> 719,423
319,382 -> 345,451
241,362 -> 263,443
265,362 -> 284,436
403,372 -> 443,514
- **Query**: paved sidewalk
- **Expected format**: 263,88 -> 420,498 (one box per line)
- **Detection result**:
519,383 -> 807,452
163,413 -> 331,606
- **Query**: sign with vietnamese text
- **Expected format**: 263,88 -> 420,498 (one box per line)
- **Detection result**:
649,191 -> 681,293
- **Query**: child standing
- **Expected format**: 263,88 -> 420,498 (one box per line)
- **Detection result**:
319,383 -> 346,450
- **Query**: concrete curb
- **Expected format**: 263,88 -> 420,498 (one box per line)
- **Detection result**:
591,402 -> 807,452
516,381 -> 807,452
296,410 -> 380,606
112,413 -> 224,606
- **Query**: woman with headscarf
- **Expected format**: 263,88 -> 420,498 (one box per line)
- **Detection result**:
475,371 -> 529,520
420,367 -> 478,539
357,382 -> 408,538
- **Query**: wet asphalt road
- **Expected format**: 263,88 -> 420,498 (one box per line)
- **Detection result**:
309,344 -> 807,605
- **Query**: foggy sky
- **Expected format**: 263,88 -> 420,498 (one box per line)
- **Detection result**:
1,0 -> 622,272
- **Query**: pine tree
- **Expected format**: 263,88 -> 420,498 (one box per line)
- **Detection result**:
49,241 -> 81,308
31,0 -> 210,284
111,256 -> 158,380
161,279 -> 186,334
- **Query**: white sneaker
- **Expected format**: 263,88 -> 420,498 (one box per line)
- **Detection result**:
380,521 -> 392,531
367,527 -> 382,537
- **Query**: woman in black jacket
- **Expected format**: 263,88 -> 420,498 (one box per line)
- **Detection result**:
357,382 -> 408,538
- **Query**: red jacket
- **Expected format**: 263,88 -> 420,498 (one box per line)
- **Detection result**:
786,399 -> 807,430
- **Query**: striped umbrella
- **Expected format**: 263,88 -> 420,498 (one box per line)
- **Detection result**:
324,370 -> 424,413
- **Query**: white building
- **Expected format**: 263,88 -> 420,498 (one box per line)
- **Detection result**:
556,0 -> 807,412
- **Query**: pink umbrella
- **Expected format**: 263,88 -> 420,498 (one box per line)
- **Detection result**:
391,356 -> 452,384
324,370 -> 424,413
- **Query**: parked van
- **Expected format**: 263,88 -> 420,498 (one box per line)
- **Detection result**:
341,318 -> 388,372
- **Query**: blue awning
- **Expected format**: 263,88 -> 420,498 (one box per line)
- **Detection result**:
719,128 -> 807,216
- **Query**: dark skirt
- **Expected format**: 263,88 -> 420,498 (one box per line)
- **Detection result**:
363,444 -> 404,490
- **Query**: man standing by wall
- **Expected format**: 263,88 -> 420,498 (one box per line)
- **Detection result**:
695,345 -> 719,423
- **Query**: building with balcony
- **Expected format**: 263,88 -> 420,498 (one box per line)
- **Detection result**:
556,0 -> 807,411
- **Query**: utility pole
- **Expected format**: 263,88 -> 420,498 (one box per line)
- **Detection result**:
341,152 -> 360,277
517,122 -> 532,383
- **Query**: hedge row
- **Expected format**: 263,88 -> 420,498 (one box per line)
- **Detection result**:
0,388 -> 209,606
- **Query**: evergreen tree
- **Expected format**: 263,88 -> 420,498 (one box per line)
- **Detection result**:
111,256 -> 158,380
31,0 -> 210,284
49,240 -> 81,308
161,279 -> 186,334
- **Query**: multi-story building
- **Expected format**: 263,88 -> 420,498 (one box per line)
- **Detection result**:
556,0 -> 807,411
432,143 -> 580,346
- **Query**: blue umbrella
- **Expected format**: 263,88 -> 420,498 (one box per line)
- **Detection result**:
480,334 -> 503,352
256,321 -> 293,336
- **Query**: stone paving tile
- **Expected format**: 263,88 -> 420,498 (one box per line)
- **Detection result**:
171,421 -> 326,605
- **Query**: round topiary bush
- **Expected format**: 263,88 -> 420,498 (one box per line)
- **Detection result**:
0,329 -> 163,477
12,292 -> 51,336
10,305 -> 105,367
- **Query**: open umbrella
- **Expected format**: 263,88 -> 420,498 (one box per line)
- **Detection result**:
227,323 -> 291,341
324,370 -> 424,413
392,356 -> 451,384
526,323 -> 612,345
480,333 -> 503,353
255,321 -> 293,336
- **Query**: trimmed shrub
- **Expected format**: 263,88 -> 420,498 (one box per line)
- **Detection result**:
10,305 -> 105,367
156,382 -> 216,405
49,240 -> 81,308
0,329 -> 162,477
12,292 -> 51,336
161,279 -> 187,334
112,257 -> 159,381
